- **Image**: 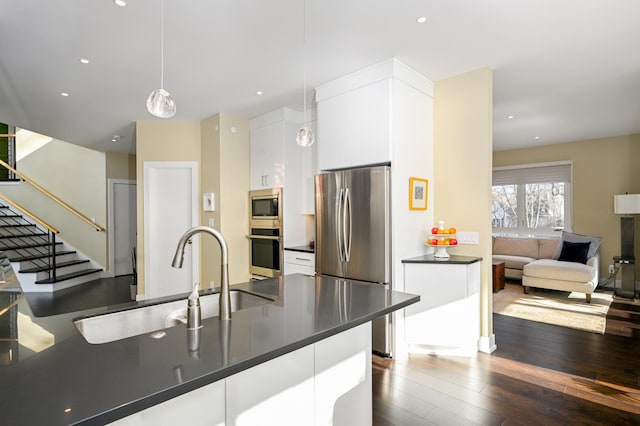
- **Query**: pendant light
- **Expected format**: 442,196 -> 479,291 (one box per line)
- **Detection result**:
146,0 -> 176,118
296,0 -> 314,147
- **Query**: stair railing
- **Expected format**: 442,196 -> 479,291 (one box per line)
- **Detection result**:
0,193 -> 60,282
0,158 -> 104,232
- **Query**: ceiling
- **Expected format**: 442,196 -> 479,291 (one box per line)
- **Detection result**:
1,0 -> 639,154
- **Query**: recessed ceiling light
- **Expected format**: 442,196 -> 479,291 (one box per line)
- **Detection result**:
61,92 -> 69,97
507,115 -> 515,119
114,0 -> 126,6
256,91 -> 263,96
79,58 -> 89,64
416,16 -> 427,24
534,136 -> 540,140
111,135 -> 122,142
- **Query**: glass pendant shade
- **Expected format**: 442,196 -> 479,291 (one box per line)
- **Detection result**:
146,88 -> 176,118
296,126 -> 315,147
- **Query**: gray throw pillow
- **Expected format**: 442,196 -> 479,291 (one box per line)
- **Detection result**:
552,231 -> 603,259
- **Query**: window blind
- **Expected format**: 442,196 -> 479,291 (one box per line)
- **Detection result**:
493,163 -> 571,186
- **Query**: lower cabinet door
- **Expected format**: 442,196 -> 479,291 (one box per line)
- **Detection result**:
226,345 -> 315,425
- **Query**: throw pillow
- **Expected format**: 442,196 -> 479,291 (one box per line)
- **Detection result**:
557,241 -> 590,264
552,231 -> 603,260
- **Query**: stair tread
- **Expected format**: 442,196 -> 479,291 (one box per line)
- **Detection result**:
19,259 -> 91,273
0,233 -> 48,239
0,241 -> 61,250
35,268 -> 103,284
8,250 -> 77,262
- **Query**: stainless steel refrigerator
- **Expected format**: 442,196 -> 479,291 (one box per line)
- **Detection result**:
315,164 -> 393,356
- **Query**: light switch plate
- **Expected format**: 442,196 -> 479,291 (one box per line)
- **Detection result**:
457,231 -> 479,244
203,193 -> 215,211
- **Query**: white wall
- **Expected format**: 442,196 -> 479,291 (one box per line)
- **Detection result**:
2,139 -> 108,267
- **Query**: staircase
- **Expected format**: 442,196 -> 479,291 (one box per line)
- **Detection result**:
0,202 -> 102,292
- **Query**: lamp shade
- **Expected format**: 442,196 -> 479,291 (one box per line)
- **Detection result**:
614,194 -> 640,214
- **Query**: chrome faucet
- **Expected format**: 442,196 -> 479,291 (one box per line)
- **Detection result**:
171,226 -> 231,321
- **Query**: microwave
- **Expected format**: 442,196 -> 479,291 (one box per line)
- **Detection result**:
249,188 -> 282,227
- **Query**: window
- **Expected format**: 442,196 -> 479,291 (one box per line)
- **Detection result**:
492,162 -> 572,236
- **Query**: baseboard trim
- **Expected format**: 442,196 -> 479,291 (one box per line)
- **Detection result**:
478,334 -> 497,354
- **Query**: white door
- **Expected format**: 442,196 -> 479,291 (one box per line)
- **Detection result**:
144,162 -> 199,299
109,180 -> 137,276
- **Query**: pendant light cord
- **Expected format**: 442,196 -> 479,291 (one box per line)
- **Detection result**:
302,0 -> 307,125
160,0 -> 165,90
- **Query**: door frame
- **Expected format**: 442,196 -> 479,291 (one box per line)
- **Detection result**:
107,178 -> 136,277
143,161 -> 199,300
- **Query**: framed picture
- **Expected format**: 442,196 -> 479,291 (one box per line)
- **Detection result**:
409,177 -> 428,210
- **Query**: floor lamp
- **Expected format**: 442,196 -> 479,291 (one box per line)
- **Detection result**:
613,194 -> 640,298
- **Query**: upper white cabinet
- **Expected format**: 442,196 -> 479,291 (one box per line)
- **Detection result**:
249,110 -> 290,189
250,107 -> 311,246
317,80 -> 391,170
315,58 -> 433,171
299,118 -> 317,215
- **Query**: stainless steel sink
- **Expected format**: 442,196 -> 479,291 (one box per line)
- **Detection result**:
74,289 -> 274,344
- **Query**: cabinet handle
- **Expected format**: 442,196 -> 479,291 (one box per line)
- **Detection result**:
295,257 -> 310,262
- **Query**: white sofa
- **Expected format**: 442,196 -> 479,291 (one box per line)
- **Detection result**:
492,233 -> 601,303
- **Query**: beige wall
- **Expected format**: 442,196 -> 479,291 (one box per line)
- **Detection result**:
217,114 -> 251,284
106,151 -> 136,181
434,67 -> 494,343
136,117 -> 250,295
5,139 -> 108,267
201,115 -> 221,289
494,133 -> 640,279
200,114 -> 250,287
136,121 -> 202,295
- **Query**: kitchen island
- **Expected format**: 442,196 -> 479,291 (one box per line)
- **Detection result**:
0,265 -> 418,425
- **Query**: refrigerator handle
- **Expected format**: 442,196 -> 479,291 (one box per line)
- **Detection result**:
344,187 -> 352,262
337,188 -> 345,262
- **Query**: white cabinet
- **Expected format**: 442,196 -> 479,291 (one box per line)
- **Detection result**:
113,322 -> 371,425
403,258 -> 481,354
250,107 -> 311,246
315,322 -> 372,425
110,379 -> 225,426
284,250 -> 315,276
250,119 -> 286,189
226,345 -> 315,425
300,119 -> 317,215
315,58 -> 433,172
317,79 -> 391,170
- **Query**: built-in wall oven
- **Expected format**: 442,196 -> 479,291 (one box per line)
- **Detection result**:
248,188 -> 283,278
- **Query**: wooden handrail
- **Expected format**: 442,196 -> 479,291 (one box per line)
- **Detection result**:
0,193 -> 59,234
0,159 -> 105,232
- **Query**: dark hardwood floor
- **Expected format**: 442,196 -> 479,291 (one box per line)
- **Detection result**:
373,310 -> 640,425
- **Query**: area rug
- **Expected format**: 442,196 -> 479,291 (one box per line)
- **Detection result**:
493,283 -> 613,334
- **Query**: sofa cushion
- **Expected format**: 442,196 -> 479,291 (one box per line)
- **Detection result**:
552,231 -> 603,260
523,259 -> 597,283
557,241 -> 590,264
492,254 -> 536,271
493,237 -> 539,258
538,238 -> 559,259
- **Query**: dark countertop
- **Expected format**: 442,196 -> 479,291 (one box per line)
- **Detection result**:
402,254 -> 483,265
284,245 -> 315,253
0,265 -> 417,425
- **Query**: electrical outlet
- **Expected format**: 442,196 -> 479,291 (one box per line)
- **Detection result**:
457,231 -> 479,244
609,264 -> 614,274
